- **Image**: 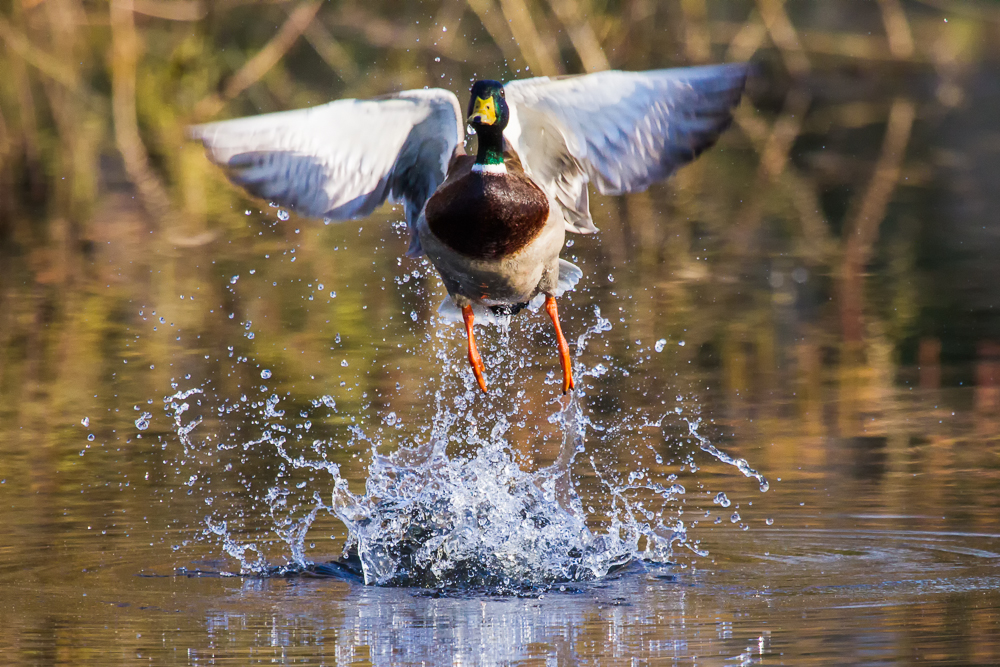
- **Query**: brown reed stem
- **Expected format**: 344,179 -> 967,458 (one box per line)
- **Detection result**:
839,99 -> 916,343
194,0 -> 322,120
110,0 -> 175,225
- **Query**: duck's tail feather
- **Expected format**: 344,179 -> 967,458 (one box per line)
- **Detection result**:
436,299 -> 507,325
528,259 -> 583,311
437,259 -> 583,323
555,258 -> 583,296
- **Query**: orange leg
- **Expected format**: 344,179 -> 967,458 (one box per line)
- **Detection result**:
462,305 -> 488,394
545,295 -> 575,394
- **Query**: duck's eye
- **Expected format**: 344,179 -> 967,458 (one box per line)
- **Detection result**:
499,89 -> 505,98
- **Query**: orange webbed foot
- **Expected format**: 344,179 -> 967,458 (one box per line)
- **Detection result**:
462,305 -> 488,394
545,295 -> 574,394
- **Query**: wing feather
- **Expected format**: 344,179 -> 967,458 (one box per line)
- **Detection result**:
188,89 -> 463,255
504,63 -> 749,233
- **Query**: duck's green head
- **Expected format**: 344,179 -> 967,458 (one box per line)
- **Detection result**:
467,80 -> 509,131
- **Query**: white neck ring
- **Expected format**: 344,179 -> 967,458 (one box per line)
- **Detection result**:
471,162 -> 507,175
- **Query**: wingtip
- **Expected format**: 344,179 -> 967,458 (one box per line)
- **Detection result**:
185,123 -> 208,143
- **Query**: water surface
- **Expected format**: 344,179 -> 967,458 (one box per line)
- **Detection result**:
3,0 -> 1000,664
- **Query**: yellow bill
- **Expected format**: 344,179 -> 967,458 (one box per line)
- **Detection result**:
470,96 -> 497,125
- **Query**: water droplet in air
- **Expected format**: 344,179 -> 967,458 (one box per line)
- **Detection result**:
341,360 -> 348,367
81,417 -> 89,427
384,412 -> 398,426
87,434 -> 95,442
434,56 -> 441,62
730,512 -> 741,523
765,518 -> 774,526
654,339 -> 667,353
230,275 -> 239,284
135,412 -> 152,430
261,369 -> 272,379
678,341 -> 685,347
410,311 -> 418,321
713,492 -> 731,508
277,210 -> 290,221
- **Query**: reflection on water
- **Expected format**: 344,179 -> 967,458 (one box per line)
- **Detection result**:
3,0 -> 1000,664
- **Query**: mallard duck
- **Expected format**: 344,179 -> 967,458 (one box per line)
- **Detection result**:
189,63 -> 750,394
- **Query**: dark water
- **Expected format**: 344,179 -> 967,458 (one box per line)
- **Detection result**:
3,1 -> 1000,664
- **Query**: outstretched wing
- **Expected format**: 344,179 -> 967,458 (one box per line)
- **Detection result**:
189,88 -> 463,256
503,63 -> 749,234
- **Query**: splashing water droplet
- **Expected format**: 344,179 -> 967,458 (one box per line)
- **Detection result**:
765,518 -> 774,526
261,369 -> 272,379
713,492 -> 731,508
87,434 -> 95,442
277,210 -> 290,221
81,417 -> 89,427
230,275 -> 239,284
135,412 -> 152,430
654,339 -> 667,353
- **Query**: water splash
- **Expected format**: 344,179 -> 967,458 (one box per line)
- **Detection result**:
157,308 -> 767,592
328,401 -> 638,589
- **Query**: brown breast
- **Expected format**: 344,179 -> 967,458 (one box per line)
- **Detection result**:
424,155 -> 549,261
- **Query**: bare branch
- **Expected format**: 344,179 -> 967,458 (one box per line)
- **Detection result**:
497,0 -> 562,76
133,0 -> 206,21
756,0 -> 810,76
110,0 -> 176,224
839,99 -> 916,342
877,0 -> 915,60
466,0 -> 526,71
546,0 -> 610,72
0,14 -> 79,89
194,0 -> 322,120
